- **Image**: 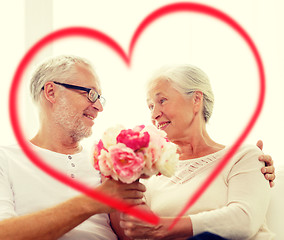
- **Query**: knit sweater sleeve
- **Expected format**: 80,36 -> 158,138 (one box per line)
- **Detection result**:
190,145 -> 271,239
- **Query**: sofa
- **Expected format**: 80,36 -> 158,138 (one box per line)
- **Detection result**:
266,165 -> 284,240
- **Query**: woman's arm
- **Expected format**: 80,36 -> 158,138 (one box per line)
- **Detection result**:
190,145 -> 271,239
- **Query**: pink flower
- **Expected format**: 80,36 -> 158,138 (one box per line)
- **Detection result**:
116,129 -> 150,151
97,150 -> 113,177
93,140 -> 107,171
132,125 -> 145,132
109,143 -> 145,183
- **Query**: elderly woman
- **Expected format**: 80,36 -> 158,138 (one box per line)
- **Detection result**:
111,65 -> 274,240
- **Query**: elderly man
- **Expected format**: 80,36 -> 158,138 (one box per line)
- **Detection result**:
0,55 -> 145,240
0,55 -> 275,240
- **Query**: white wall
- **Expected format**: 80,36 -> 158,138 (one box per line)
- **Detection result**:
1,0 -> 284,170
0,1 -> 25,145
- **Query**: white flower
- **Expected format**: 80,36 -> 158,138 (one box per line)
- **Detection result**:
156,142 -> 179,177
101,124 -> 125,149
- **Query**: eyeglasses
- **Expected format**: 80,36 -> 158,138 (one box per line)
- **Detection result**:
42,81 -> 106,106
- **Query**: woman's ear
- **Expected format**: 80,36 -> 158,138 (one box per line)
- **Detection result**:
43,82 -> 56,104
192,91 -> 203,113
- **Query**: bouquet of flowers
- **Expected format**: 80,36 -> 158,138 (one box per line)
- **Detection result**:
93,124 -> 179,184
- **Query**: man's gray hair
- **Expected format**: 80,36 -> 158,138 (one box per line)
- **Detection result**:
30,55 -> 97,103
147,64 -> 214,122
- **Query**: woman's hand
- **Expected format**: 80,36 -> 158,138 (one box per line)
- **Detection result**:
120,204 -> 192,240
120,204 -> 163,240
256,140 -> 275,188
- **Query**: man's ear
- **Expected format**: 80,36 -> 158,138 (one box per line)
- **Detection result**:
43,82 -> 56,104
192,91 -> 203,113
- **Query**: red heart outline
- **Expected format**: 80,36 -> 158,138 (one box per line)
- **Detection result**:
9,2 -> 265,228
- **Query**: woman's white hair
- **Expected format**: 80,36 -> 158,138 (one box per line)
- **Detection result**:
30,55 -> 98,104
147,64 -> 214,122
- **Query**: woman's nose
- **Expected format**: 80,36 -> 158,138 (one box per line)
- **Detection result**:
151,106 -> 162,121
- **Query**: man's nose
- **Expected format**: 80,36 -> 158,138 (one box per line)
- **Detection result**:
92,99 -> 103,112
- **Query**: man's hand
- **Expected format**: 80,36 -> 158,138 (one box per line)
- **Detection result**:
256,140 -> 275,187
93,179 -> 146,213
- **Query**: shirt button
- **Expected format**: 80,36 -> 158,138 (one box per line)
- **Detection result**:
68,155 -> 72,160
71,163 -> 75,167
71,174 -> 75,178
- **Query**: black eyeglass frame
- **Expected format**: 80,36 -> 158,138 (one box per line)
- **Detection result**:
42,81 -> 105,106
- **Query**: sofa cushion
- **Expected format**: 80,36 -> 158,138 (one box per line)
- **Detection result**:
266,165 -> 284,240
